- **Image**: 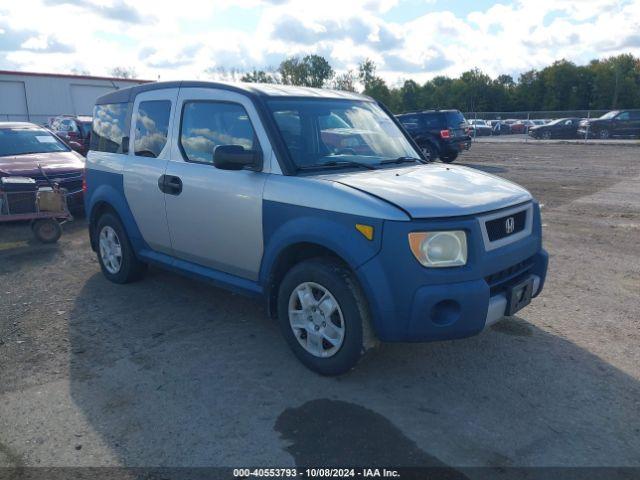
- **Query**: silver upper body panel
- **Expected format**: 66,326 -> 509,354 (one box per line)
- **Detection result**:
314,163 -> 532,218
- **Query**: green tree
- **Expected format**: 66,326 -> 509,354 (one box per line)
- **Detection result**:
278,55 -> 334,88
332,70 -> 358,92
240,69 -> 277,84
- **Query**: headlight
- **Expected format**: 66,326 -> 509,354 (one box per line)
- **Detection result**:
408,231 -> 467,267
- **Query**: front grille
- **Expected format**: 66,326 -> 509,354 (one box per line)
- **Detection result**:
485,210 -> 526,241
485,257 -> 534,295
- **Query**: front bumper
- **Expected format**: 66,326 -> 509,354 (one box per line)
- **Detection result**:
355,202 -> 548,342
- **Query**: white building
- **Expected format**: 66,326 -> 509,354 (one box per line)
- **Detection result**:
0,70 -> 149,125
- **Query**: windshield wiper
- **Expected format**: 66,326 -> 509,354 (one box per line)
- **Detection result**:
379,156 -> 423,165
298,160 -> 378,171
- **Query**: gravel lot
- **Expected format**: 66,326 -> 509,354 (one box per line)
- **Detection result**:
1,143 -> 639,475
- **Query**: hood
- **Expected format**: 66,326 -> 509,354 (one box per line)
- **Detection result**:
0,151 -> 84,177
318,163 -> 532,218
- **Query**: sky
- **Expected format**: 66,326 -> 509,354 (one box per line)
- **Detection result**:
0,0 -> 639,85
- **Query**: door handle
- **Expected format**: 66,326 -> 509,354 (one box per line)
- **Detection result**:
158,175 -> 183,195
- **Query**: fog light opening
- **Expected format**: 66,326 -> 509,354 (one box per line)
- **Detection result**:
431,299 -> 461,326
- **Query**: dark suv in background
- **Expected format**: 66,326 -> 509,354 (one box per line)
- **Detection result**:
578,110 -> 640,139
396,110 -> 471,163
48,115 -> 93,156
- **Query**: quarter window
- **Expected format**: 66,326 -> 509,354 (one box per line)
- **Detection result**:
91,103 -> 131,153
179,101 -> 259,164
134,100 -> 171,158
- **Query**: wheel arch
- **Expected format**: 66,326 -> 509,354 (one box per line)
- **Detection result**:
264,241 -> 357,318
87,182 -> 149,254
89,201 -> 117,250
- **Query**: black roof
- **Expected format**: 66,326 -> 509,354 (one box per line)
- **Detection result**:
96,81 -> 371,105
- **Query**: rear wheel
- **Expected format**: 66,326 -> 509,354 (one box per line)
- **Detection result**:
96,213 -> 146,283
277,258 -> 375,376
440,152 -> 458,163
32,219 -> 62,243
420,144 -> 437,161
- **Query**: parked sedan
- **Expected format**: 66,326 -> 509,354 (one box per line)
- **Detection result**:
467,119 -> 493,136
48,115 -> 93,156
529,118 -> 581,139
510,120 -> 536,134
0,122 -> 85,209
577,110 -> 640,139
489,120 -> 511,135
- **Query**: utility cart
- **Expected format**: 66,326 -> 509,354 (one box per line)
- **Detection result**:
0,176 -> 73,243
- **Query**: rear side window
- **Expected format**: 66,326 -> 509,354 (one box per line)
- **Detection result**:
91,103 -> 131,153
179,101 -> 259,164
134,100 -> 171,158
418,113 -> 447,129
398,115 -> 421,129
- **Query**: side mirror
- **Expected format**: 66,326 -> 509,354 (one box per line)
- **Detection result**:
213,145 -> 263,171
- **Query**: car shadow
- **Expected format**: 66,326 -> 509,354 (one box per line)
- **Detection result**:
65,269 -> 640,470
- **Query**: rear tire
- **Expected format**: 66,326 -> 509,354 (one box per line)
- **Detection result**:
277,258 -> 375,376
440,152 -> 458,163
96,213 -> 146,284
32,219 -> 62,244
420,143 -> 437,161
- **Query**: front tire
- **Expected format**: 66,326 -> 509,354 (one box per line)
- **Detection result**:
96,213 -> 146,284
541,131 -> 552,140
277,258 -> 374,376
599,128 -> 610,139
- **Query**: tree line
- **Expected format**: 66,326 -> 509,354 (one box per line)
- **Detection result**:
236,53 -> 640,114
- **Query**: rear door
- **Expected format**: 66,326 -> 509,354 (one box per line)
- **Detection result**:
123,88 -> 177,254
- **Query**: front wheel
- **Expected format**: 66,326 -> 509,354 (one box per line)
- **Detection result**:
440,152 -> 458,163
599,129 -> 610,139
96,213 -> 146,283
277,259 -> 375,376
541,131 -> 552,140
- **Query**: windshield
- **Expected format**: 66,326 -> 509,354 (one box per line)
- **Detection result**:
600,111 -> 619,120
0,128 -> 70,157
267,99 -> 420,170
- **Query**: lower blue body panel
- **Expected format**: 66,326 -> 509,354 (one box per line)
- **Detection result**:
354,205 -> 548,342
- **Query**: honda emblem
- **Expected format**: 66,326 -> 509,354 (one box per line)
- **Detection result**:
505,217 -> 515,234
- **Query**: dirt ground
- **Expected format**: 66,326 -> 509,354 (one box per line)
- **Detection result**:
1,143 -> 639,475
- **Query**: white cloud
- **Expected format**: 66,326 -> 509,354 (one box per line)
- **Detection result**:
0,0 -> 639,85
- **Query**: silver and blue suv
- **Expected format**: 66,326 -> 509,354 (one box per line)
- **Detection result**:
85,81 -> 548,375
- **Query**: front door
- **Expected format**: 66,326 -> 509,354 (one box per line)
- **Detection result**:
123,88 -> 177,254
163,88 -> 271,281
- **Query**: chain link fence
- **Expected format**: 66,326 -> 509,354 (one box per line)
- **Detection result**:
462,110 -> 623,143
